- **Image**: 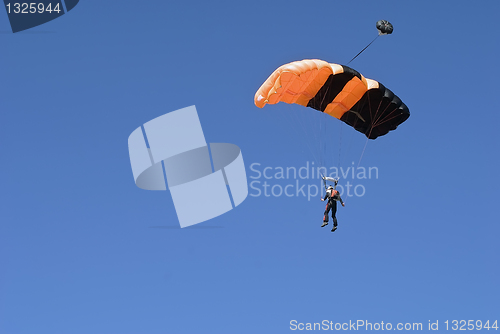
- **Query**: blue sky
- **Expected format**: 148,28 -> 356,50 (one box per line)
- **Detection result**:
1,1 -> 499,333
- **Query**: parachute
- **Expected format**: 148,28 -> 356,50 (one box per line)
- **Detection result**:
254,59 -> 409,139
347,20 -> 393,64
376,20 -> 393,35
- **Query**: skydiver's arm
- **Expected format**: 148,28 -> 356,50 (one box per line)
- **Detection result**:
339,195 -> 345,206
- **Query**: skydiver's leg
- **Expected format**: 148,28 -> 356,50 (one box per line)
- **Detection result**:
331,201 -> 338,232
321,203 -> 330,227
331,201 -> 338,226
323,203 -> 330,222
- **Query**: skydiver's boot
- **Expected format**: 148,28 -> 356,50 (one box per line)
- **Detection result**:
331,218 -> 338,232
321,221 -> 328,227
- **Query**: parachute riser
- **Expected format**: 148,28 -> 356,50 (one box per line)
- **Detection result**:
321,174 -> 339,190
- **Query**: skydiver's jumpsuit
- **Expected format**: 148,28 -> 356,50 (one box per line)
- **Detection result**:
323,189 -> 344,227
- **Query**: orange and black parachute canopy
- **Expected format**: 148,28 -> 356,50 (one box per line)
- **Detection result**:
254,59 -> 409,139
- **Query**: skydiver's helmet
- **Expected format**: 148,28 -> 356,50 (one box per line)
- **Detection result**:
328,186 -> 334,190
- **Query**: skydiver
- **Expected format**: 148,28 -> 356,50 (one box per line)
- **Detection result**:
321,183 -> 345,232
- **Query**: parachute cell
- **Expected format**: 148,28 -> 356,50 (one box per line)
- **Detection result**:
254,59 -> 409,139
